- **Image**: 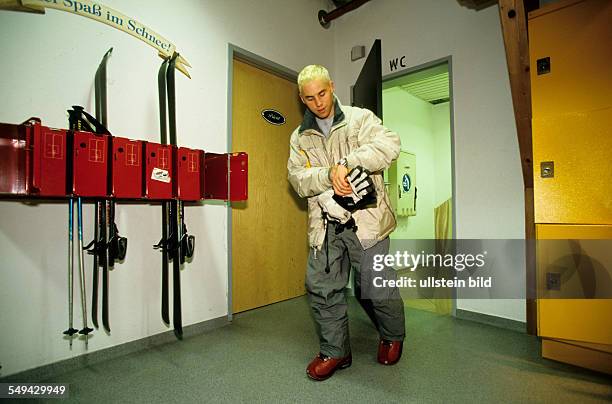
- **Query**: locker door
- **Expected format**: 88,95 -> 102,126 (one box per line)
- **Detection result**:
530,0 -> 612,224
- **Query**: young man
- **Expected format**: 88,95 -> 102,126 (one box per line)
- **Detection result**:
287,65 -> 406,381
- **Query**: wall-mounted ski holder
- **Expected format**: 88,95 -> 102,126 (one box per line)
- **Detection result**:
0,117 -> 248,202
176,147 -> 204,201
31,122 -> 69,197
0,119 -> 70,197
72,130 -> 109,197
0,121 -> 30,196
204,152 -> 248,201
145,142 -> 174,200
112,137 -> 145,199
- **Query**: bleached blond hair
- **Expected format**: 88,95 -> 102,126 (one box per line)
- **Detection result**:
297,65 -> 331,94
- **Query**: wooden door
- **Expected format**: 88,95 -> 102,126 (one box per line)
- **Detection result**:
231,58 -> 308,313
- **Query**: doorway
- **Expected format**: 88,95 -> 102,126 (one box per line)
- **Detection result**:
382,59 -> 456,315
228,47 -> 309,315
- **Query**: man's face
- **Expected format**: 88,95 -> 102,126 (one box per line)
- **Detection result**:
300,79 -> 335,119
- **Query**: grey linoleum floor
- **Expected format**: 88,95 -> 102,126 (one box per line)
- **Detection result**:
14,296 -> 612,403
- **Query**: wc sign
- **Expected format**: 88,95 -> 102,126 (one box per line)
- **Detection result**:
389,55 -> 407,72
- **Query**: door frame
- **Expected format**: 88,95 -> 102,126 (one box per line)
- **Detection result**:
226,44 -> 298,321
381,55 -> 459,317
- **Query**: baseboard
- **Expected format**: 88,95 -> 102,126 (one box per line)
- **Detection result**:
0,315 -> 229,382
455,309 -> 526,333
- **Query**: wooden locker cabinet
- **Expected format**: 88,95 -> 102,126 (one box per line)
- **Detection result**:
529,0 -> 612,374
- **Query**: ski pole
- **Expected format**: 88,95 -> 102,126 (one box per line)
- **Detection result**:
63,199 -> 78,346
77,197 -> 93,347
101,198 -> 110,332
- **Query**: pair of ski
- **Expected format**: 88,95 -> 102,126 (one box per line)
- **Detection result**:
63,49 -> 126,347
155,54 -> 195,339
85,48 -> 128,334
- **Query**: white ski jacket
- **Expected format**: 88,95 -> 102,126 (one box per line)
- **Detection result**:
287,99 -> 400,250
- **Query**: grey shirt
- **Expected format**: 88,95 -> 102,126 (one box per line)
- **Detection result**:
316,115 -> 334,138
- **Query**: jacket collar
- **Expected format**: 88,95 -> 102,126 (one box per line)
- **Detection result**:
298,96 -> 346,135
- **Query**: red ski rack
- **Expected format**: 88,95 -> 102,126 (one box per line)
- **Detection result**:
0,119 -> 69,197
144,142 -> 174,200
176,147 -> 204,201
112,137 -> 144,199
31,122 -> 69,197
0,118 -> 248,202
204,152 -> 248,201
72,130 -> 109,197
0,121 -> 29,196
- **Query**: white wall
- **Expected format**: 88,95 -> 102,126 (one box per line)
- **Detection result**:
383,87 -> 435,240
331,0 -> 526,322
432,102 -> 452,208
0,0 -> 334,376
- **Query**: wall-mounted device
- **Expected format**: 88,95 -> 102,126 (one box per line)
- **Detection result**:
388,150 -> 416,217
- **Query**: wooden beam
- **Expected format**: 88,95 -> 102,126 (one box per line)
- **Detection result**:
498,0 -> 533,188
525,187 -> 536,335
498,0 -> 537,335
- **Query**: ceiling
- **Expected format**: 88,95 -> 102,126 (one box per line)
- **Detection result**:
384,64 -> 450,105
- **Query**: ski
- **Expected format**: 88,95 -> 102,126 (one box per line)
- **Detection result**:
155,53 -> 195,339
156,58 -> 171,325
96,48 -> 112,333
85,47 -> 127,333
166,54 -> 183,339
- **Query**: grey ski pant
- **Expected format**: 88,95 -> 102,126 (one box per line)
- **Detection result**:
305,221 -> 405,358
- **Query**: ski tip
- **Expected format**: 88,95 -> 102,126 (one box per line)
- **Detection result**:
177,54 -> 191,68
106,47 -> 113,56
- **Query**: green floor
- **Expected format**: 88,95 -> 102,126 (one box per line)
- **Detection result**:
17,297 -> 612,403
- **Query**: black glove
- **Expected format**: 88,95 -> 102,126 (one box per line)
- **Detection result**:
332,166 -> 376,212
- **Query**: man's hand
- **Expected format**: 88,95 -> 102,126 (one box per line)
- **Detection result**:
329,164 -> 352,196
332,166 -> 377,212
